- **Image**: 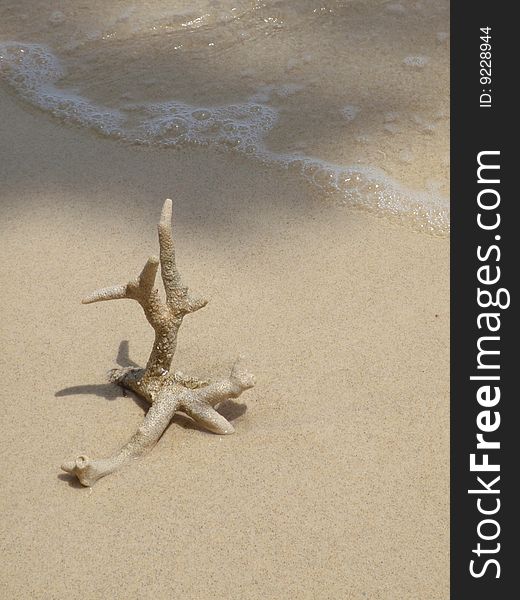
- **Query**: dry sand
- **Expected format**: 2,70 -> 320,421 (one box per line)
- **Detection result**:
0,87 -> 449,599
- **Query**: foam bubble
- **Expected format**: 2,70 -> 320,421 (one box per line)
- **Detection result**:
436,31 -> 449,44
383,111 -> 399,123
281,157 -> 449,234
402,55 -> 430,68
133,100 -> 278,149
341,105 -> 360,122
385,3 -> 406,16
412,114 -> 436,135
383,123 -> 401,135
250,83 -> 305,103
0,42 -> 124,136
48,11 -> 66,26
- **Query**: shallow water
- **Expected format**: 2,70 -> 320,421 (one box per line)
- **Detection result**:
0,0 -> 449,233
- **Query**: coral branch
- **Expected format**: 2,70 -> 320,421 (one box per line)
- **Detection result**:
82,284 -> 128,304
158,198 -> 208,315
62,390 -> 181,486
183,401 -> 235,435
82,256 -> 159,307
158,198 -> 182,299
62,199 -> 255,486
135,256 -> 160,298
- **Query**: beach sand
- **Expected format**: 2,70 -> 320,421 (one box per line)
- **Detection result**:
0,86 -> 449,599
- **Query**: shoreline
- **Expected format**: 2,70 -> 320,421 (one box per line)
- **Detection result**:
0,44 -> 449,235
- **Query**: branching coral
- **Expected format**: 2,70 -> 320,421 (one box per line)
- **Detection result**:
62,199 -> 255,487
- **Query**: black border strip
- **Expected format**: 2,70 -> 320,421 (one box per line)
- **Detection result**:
451,2 -> 516,597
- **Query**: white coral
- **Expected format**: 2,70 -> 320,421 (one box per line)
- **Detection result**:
62,199 -> 255,486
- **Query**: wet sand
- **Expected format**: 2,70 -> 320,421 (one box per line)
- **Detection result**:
0,0 -> 450,232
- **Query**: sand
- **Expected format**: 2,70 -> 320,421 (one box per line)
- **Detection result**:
0,86 -> 449,599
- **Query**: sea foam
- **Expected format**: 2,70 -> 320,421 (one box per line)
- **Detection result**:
0,41 -> 449,234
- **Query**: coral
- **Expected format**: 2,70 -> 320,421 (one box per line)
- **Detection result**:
62,199 -> 255,486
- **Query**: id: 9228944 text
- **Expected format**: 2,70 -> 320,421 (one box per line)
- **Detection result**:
480,27 -> 492,108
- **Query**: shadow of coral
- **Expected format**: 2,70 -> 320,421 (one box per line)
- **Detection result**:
57,472 -> 88,489
56,340 -> 248,431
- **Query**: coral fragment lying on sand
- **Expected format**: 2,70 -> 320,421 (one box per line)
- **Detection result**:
62,199 -> 255,487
